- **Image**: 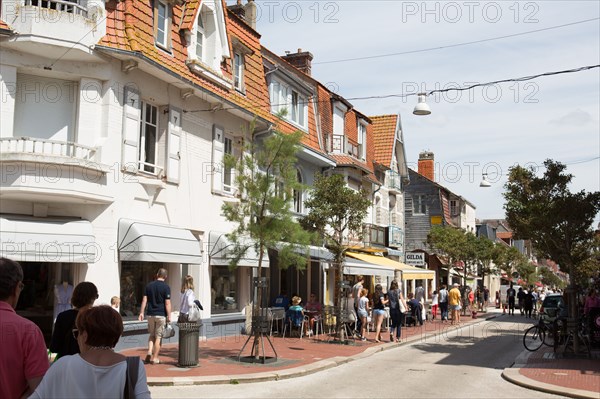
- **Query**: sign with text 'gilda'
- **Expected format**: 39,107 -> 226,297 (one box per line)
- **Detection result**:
405,252 -> 425,266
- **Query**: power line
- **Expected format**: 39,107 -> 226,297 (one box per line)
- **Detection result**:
314,18 -> 600,65
185,64 -> 600,113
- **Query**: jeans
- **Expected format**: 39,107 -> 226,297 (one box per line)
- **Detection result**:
354,305 -> 362,333
440,302 -> 448,320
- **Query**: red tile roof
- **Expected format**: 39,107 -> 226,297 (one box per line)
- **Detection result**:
0,19 -> 13,32
371,114 -> 397,169
98,0 -> 272,122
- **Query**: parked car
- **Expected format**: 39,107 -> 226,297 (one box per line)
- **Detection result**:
539,293 -> 564,323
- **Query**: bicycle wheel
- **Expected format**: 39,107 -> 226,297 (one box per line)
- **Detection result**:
543,325 -> 555,347
523,326 -> 545,351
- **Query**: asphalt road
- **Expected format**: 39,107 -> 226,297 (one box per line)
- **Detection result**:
151,315 -> 562,399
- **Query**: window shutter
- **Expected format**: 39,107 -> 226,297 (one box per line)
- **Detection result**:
212,124 -> 224,192
122,86 -> 141,173
167,107 -> 182,183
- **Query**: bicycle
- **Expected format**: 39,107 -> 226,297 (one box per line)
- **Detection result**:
522,316 -> 557,351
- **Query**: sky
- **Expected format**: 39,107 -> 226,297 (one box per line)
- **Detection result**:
245,0 -> 600,225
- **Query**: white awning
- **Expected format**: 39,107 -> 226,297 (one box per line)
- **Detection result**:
0,216 -> 96,263
209,231 -> 269,268
343,258 -> 395,278
118,219 -> 202,264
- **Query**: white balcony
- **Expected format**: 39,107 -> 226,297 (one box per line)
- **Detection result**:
0,136 -> 113,204
1,0 -> 106,61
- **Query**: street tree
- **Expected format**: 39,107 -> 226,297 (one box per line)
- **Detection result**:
427,225 -> 468,284
222,125 -> 312,360
504,159 -> 600,317
474,236 -> 497,288
300,174 -> 371,341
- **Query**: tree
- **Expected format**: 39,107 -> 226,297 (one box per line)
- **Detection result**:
504,159 -> 600,283
427,225 -> 468,284
300,174 -> 371,341
222,125 -> 312,360
475,236 -> 497,287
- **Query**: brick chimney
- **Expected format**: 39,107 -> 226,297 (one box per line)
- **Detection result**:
281,48 -> 314,76
227,1 -> 257,30
418,151 -> 435,181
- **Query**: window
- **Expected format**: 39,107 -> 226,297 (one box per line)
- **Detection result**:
413,195 -> 427,214
332,106 -> 345,153
196,14 -> 205,60
293,169 -> 303,213
223,136 -> 234,192
450,200 -> 458,216
357,121 -> 367,160
211,266 -> 239,314
139,102 -> 159,174
233,52 -> 244,91
120,262 -> 163,320
268,79 -> 307,129
154,0 -> 171,50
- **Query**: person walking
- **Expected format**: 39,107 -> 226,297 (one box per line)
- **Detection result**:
517,287 -> 525,316
448,283 -> 461,325
387,281 -> 406,342
352,275 -> 364,337
357,288 -> 369,341
523,288 -> 535,318
178,275 -> 196,322
507,284 -> 516,316
50,281 -> 99,360
431,290 -> 439,320
31,306 -> 151,398
372,284 -> 388,342
0,258 -> 49,399
438,285 -> 449,322
138,268 -> 171,365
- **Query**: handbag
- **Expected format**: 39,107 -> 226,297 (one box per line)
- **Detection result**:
188,303 -> 201,322
163,323 -> 175,339
399,299 -> 407,314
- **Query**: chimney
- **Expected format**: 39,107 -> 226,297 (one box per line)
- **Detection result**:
243,0 -> 257,30
227,1 -> 257,30
418,151 -> 435,181
281,48 -> 314,76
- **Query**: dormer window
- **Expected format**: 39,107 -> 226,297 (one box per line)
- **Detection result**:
269,78 -> 308,130
196,15 -> 205,60
154,0 -> 171,50
357,120 -> 367,160
233,52 -> 244,91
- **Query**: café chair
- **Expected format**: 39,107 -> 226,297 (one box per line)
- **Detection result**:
283,309 -> 305,339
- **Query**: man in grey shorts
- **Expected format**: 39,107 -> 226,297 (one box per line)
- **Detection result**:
139,268 -> 171,364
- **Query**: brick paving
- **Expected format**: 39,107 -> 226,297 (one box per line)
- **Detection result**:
519,346 -> 600,393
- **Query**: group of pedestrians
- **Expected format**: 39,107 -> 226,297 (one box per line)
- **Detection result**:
0,257 -> 152,399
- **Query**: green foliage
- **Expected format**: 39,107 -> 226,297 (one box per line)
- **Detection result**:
300,174 -> 371,263
539,266 -> 566,289
503,159 -> 600,279
221,125 -> 312,271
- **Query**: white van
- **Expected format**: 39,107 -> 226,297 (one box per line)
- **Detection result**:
499,284 -> 522,307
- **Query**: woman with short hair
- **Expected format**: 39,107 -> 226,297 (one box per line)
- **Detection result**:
50,281 -> 98,359
31,305 -> 151,398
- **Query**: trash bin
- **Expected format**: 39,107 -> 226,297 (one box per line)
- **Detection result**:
177,322 -> 201,367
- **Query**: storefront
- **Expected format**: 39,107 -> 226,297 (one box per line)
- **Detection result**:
0,215 -> 97,344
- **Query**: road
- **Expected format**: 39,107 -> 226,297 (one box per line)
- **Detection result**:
151,316 -> 562,398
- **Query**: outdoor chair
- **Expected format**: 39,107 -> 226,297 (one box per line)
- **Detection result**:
282,309 -> 305,339
268,307 -> 285,336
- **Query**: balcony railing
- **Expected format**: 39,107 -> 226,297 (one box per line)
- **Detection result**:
0,137 -> 97,161
387,170 -> 402,192
363,223 -> 386,247
25,0 -> 88,18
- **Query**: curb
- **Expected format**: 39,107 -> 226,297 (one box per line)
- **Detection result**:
501,368 -> 599,399
146,314 -> 498,386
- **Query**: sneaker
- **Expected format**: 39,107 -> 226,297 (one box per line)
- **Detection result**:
361,337 -> 367,341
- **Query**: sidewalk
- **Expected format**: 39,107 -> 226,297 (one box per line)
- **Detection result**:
502,344 -> 600,399
122,309 -> 600,397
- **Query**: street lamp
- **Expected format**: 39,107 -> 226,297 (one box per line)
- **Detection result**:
413,93 -> 431,115
479,173 -> 492,187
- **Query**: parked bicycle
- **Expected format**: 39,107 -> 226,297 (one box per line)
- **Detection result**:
522,315 -> 557,351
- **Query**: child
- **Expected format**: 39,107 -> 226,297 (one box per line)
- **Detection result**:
110,296 -> 120,312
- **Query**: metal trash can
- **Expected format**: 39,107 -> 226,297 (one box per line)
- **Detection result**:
177,322 -> 201,367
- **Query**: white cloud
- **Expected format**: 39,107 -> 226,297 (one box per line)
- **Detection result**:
549,109 -> 594,126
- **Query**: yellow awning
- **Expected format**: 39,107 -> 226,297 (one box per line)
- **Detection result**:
346,252 -> 435,280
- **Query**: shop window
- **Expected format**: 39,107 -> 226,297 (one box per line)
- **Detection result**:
211,266 -> 239,314
120,262 -> 163,320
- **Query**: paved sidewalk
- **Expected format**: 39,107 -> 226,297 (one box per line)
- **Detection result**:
503,344 -> 600,399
